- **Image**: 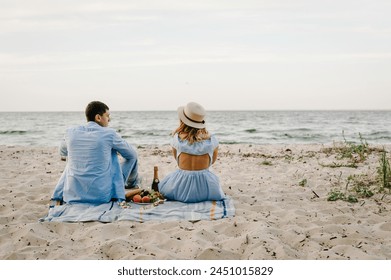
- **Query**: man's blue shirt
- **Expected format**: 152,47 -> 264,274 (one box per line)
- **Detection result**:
52,121 -> 137,204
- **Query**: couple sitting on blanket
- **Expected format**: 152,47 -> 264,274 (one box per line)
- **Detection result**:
51,100 -> 226,205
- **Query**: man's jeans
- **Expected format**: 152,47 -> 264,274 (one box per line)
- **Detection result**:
121,157 -> 139,188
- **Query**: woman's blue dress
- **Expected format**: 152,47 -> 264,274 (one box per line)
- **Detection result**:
159,134 -> 226,203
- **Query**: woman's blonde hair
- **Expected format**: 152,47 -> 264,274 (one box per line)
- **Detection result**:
173,121 -> 210,144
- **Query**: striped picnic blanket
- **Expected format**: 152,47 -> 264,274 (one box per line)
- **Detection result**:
40,196 -> 235,223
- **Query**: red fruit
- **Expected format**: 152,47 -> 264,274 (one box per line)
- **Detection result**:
142,196 -> 151,203
133,195 -> 142,203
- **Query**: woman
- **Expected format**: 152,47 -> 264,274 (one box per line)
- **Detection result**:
159,102 -> 225,203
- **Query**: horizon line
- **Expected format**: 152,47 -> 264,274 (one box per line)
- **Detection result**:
1,108 -> 390,113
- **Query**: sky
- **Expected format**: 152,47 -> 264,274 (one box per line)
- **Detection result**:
1,0 -> 391,111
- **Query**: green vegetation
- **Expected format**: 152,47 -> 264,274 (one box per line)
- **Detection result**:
327,174 -> 375,203
338,131 -> 370,162
377,150 -> 391,192
299,178 -> 307,187
324,133 -> 389,203
321,131 -> 373,168
327,189 -> 359,203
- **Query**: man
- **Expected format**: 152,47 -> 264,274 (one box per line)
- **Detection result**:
51,101 -> 138,204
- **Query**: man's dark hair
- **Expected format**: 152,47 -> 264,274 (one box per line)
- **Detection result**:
85,101 -> 109,122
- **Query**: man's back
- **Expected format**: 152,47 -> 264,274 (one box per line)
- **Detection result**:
53,122 -> 137,204
63,122 -> 116,203
51,101 -> 139,205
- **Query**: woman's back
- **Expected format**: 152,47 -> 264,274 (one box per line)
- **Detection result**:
178,153 -> 210,170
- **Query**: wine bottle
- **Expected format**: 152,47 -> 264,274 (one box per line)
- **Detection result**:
151,166 -> 159,192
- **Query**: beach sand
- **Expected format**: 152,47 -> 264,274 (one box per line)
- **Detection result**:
0,143 -> 390,260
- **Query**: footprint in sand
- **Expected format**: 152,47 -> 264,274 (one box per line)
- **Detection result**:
379,222 -> 391,232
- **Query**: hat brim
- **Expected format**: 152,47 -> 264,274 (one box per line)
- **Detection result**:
177,106 -> 206,129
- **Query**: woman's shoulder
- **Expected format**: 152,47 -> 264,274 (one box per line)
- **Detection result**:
172,133 -> 218,147
170,133 -> 181,147
209,133 -> 218,141
192,134 -> 219,149
210,134 -> 219,149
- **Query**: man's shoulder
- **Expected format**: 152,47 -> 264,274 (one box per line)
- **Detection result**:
67,123 -> 92,130
90,125 -> 119,137
66,123 -> 119,136
66,124 -> 84,132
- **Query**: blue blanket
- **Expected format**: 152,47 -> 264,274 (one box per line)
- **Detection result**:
40,196 -> 235,223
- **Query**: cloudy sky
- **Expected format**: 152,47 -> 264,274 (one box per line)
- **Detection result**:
1,0 -> 391,111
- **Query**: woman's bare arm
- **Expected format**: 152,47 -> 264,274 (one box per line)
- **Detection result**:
212,147 -> 218,164
172,148 -> 177,159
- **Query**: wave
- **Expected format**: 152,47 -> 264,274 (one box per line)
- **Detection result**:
220,140 -> 240,144
369,131 -> 391,136
0,130 -> 28,135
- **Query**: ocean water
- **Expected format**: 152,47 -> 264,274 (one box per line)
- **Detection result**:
1,111 -> 391,147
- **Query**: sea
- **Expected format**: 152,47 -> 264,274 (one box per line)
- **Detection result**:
1,110 -> 391,147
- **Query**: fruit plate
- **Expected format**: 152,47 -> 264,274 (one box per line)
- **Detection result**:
130,201 -> 153,205
130,199 -> 166,205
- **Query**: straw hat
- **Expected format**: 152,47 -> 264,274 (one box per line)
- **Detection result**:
177,102 -> 206,129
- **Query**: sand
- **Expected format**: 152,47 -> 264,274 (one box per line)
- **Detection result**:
0,143 -> 391,260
